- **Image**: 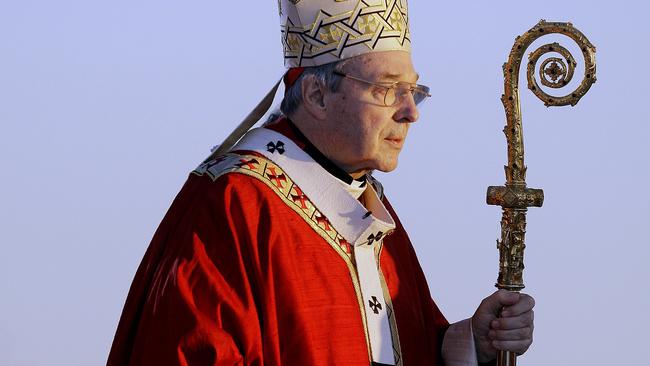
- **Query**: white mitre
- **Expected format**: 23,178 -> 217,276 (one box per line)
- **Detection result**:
208,0 -> 412,159
279,0 -> 411,67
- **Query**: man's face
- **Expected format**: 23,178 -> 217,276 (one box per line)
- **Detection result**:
320,51 -> 420,177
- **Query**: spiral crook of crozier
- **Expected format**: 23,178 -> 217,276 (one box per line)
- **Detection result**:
512,20 -> 597,107
499,20 -> 597,186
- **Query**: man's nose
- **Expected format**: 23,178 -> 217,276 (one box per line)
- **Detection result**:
394,93 -> 419,123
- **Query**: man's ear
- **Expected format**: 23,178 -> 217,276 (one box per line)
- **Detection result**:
301,74 -> 328,120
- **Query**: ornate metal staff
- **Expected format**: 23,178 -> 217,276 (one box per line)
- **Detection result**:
486,20 -> 596,366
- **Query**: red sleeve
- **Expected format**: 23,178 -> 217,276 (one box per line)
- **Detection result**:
108,173 -> 274,366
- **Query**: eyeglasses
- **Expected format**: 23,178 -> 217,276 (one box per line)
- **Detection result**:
333,70 -> 431,107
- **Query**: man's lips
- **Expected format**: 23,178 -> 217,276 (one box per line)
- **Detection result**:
385,137 -> 405,148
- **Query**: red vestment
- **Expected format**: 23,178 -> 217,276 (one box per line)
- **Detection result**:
108,120 -> 449,365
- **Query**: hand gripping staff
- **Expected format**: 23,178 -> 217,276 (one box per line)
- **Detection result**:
485,20 -> 596,366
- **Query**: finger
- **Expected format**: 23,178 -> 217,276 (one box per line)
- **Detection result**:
481,290 -> 520,315
501,294 -> 535,317
491,339 -> 533,355
488,326 -> 533,342
491,311 -> 534,330
494,290 -> 521,307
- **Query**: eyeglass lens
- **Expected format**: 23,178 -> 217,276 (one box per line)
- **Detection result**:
385,86 -> 430,106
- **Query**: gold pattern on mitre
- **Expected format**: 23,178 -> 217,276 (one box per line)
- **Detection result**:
279,0 -> 411,68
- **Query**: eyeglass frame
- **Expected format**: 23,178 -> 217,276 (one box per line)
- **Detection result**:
332,70 -> 431,107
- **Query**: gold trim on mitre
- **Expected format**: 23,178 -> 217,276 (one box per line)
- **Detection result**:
279,0 -> 411,67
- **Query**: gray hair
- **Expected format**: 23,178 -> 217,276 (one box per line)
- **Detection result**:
280,60 -> 347,116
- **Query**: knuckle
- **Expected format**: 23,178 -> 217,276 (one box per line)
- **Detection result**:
527,311 -> 535,324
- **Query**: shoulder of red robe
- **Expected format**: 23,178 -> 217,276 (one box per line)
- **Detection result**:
192,152 -> 359,259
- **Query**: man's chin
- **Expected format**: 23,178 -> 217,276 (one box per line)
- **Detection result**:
374,159 -> 399,173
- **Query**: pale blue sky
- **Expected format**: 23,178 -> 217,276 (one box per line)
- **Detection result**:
1,1 -> 648,365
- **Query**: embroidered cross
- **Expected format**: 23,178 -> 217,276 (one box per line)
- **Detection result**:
368,296 -> 382,314
267,167 -> 287,189
315,212 -> 332,231
267,141 -> 286,154
338,237 -> 351,253
236,158 -> 260,170
367,231 -> 384,246
290,186 -> 309,209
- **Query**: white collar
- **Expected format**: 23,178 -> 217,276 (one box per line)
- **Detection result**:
231,127 -> 395,246
339,177 -> 366,200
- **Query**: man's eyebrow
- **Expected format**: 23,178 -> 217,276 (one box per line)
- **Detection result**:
378,72 -> 420,82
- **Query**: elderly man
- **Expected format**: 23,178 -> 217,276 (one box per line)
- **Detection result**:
108,1 -> 534,365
